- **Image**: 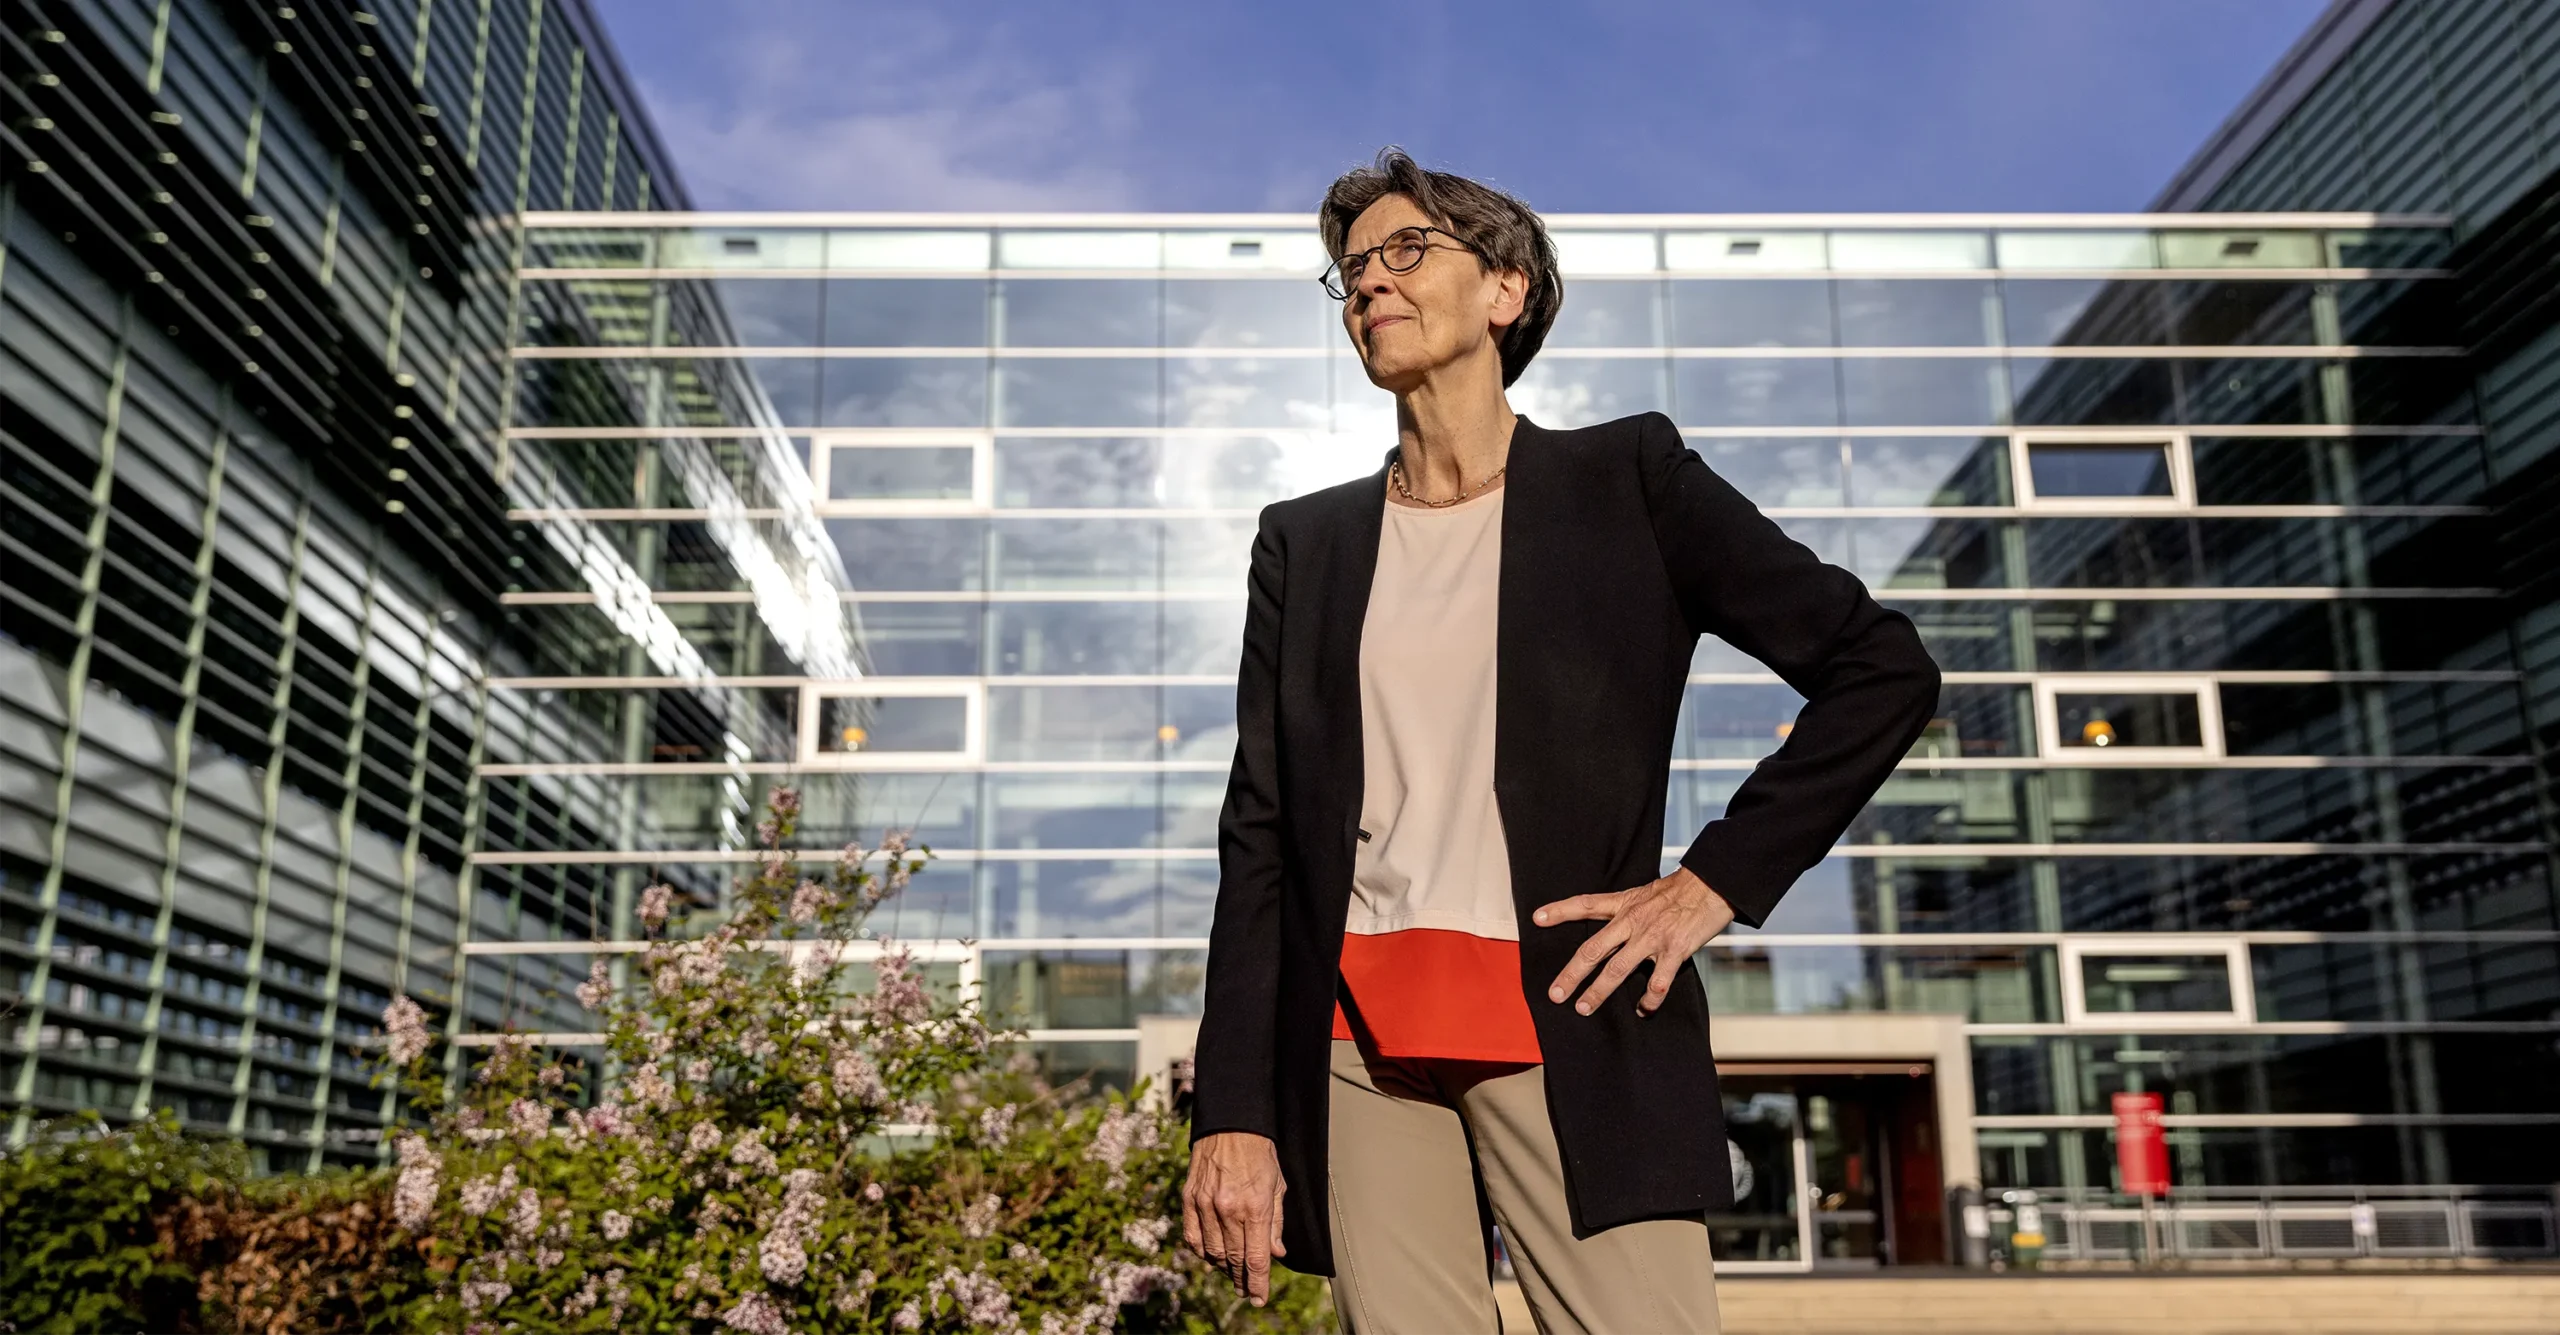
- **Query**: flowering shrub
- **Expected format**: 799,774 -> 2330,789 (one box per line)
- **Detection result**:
379,787 -> 1333,1334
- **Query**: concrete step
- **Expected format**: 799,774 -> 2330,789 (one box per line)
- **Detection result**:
1689,1273 -> 2560,1335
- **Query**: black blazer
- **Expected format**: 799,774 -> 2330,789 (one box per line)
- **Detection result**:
1191,410 -> 1942,1277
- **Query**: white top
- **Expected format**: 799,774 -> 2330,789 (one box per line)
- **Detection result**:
1347,482 -> 1516,941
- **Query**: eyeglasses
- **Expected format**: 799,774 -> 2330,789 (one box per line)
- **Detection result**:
1320,225 -> 1475,300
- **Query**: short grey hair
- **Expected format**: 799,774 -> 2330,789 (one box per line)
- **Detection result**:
1318,147 -> 1563,388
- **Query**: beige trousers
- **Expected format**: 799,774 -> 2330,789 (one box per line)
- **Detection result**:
1325,1039 -> 1723,1334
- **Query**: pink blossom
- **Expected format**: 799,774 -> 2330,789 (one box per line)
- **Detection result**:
789,879 -> 833,925
831,1046 -> 886,1105
576,957 -> 612,1009
863,1181 -> 885,1203
1093,1259 -> 1184,1308
961,1192 -> 1002,1239
1039,1306 -> 1113,1335
458,1164 -> 515,1216
836,841 -> 866,875
880,830 -> 910,858
507,1186 -> 541,1244
640,883 -> 674,931
390,1133 -> 439,1231
565,1275 -> 600,1319
759,1169 -> 825,1286
382,996 -> 432,1065
977,1104 -> 1017,1149
601,1209 -> 632,1241
509,1097 -> 552,1139
869,951 -> 932,1026
892,1302 -> 922,1331
1123,1216 -> 1173,1253
460,1279 -> 512,1313
535,1245 -> 564,1270
769,785 -> 803,817
933,1265 -> 1016,1330
729,1126 -> 779,1176
722,1291 -> 790,1335
538,1064 -> 566,1087
756,819 -> 781,848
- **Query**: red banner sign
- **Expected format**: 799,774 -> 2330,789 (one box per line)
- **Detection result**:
2113,1091 -> 2169,1197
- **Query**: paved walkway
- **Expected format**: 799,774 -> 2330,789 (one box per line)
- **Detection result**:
1665,1272 -> 2560,1334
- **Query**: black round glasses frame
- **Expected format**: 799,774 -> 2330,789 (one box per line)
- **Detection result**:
1320,226 -> 1478,300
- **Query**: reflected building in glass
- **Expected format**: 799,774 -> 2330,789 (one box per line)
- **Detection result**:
502,207 -> 2558,1265
0,0 -> 685,1169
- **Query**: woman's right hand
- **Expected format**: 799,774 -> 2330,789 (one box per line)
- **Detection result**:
1181,1130 -> 1288,1306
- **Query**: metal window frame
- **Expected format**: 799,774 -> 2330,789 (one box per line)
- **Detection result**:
807,433 -> 993,516
2033,673 -> 2226,762
794,678 -> 985,770
2010,430 -> 2196,512
2060,935 -> 2256,1029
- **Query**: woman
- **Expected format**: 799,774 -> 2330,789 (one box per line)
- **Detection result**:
1180,149 -> 1942,1333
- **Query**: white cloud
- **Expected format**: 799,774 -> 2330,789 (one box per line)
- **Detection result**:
637,8 -> 1149,211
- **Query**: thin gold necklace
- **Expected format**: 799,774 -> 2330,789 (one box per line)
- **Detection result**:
1390,456 -> 1505,508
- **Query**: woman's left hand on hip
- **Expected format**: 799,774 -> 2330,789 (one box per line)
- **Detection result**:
1533,866 -> 1736,1016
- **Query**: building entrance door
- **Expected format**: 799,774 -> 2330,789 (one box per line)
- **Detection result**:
1709,1062 -> 1945,1270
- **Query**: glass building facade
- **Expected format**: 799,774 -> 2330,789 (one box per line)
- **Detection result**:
7,0 -> 2556,1273
0,0 -> 682,1168
501,210 -> 2560,1264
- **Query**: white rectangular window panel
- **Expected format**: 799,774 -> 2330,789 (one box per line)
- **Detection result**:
1553,232 -> 1661,274
1162,232 -> 1327,271
997,232 -> 1162,269
657,230 -> 825,269
1827,231 -> 1991,271
2033,675 -> 2224,762
826,231 -> 993,271
2156,231 -> 2325,269
1662,231 -> 1828,271
2061,937 -> 2254,1027
1994,231 -> 2159,270
797,681 -> 985,769
2011,433 -> 2194,510
810,436 -> 991,515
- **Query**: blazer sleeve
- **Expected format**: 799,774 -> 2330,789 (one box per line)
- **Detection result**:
1635,412 -> 1943,929
1189,504 -> 1288,1140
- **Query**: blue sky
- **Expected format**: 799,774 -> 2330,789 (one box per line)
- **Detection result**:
595,0 -> 2326,214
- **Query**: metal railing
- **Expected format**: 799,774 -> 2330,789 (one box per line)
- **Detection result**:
1987,1186 -> 2558,1263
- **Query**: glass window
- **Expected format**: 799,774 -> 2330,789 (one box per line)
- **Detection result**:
1695,438 -> 1845,507
2021,439 -> 2177,501
997,437 -> 1163,508
2165,281 -> 2320,346
824,443 -> 979,504
1663,231 -> 1827,270
2010,358 -> 2176,426
2182,358 -> 2328,425
658,230 -> 825,269
1546,281 -> 1664,348
1993,231 -> 2158,270
2086,955 -> 2234,1012
990,518 -> 1160,590
825,518 -> 985,591
1829,232 -> 1990,271
2002,280 -> 2171,347
1669,280 -> 1834,347
822,280 -> 989,347
1834,280 -> 1997,347
1510,356 -> 1670,427
1674,359 -> 1839,427
1162,280 -> 1330,347
848,602 -> 982,676
999,280 -> 1160,347
2158,231 -> 2324,269
708,279 -> 822,345
2051,689 -> 2207,750
996,360 -> 1160,428
1164,357 -> 1330,429
1846,436 -> 2006,507
1839,358 -> 2006,427
744,357 -> 819,424
989,602 -> 1163,675
825,230 -> 991,270
817,359 -> 988,427
997,232 -> 1161,269
811,693 -> 971,757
